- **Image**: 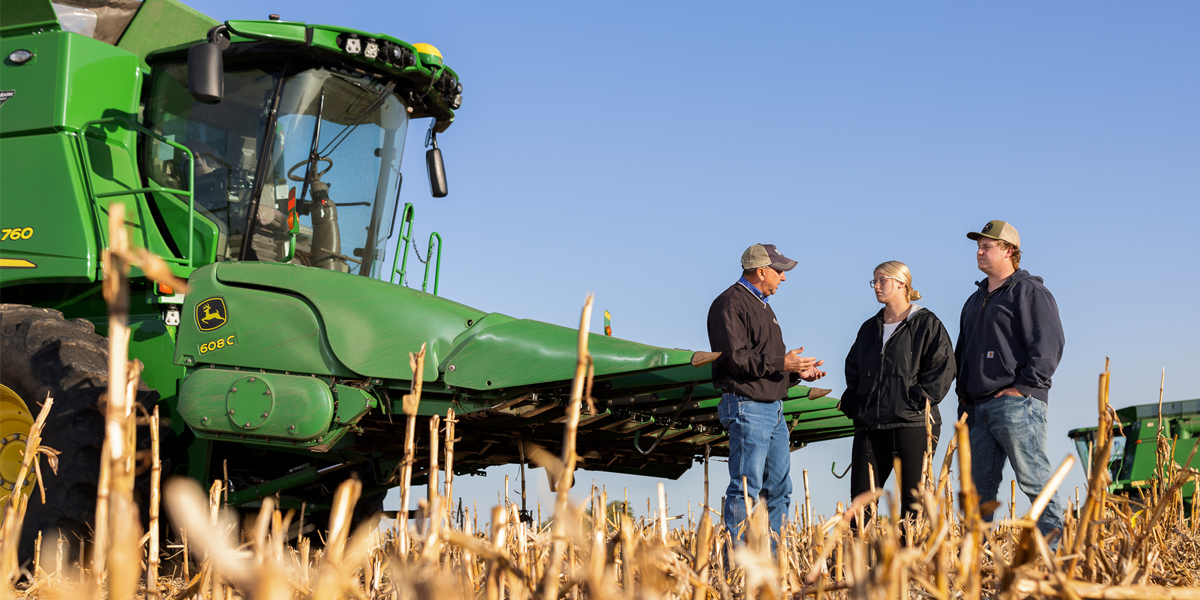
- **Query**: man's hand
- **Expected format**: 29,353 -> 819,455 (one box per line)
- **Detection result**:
784,347 -> 824,374
993,387 -> 1023,398
798,366 -> 826,382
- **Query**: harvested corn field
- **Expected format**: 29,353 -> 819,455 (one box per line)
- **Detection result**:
4,362 -> 1200,600
3,209 -> 1200,600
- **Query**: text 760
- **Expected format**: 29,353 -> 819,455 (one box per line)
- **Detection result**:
1,227 -> 34,240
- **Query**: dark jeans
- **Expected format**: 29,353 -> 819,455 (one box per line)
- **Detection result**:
850,424 -> 941,521
718,394 -> 792,542
961,395 -> 1064,546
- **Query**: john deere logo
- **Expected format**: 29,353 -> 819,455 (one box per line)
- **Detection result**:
196,297 -> 228,332
982,222 -> 994,233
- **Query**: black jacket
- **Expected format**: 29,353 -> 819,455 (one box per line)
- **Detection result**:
841,305 -> 956,430
955,270 -> 1064,403
707,282 -> 799,401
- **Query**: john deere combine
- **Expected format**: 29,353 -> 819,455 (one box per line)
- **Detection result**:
0,0 -> 852,558
1067,399 -> 1198,507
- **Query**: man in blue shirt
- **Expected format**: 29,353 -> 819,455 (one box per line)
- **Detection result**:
707,243 -> 826,544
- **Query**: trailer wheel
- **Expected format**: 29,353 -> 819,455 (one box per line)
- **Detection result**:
0,304 -> 157,567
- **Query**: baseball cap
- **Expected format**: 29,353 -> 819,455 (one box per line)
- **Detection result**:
740,244 -> 797,271
966,220 -> 1020,248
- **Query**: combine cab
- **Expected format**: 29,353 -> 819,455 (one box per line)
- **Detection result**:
1067,399 -> 1199,507
0,0 -> 852,558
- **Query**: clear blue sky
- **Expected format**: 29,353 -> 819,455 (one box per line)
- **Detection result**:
192,0 -> 1199,524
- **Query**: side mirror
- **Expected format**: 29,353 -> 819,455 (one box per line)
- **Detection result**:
426,146 -> 447,198
187,41 -> 223,104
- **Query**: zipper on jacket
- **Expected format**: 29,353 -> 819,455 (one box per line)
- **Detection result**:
981,279 -> 1016,307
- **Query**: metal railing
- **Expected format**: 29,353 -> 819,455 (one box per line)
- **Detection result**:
389,202 -> 443,295
77,117 -> 196,268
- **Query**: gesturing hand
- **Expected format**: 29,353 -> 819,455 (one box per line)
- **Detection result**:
798,366 -> 826,382
784,347 -> 824,375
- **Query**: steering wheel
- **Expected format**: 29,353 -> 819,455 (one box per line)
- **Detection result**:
287,157 -> 333,182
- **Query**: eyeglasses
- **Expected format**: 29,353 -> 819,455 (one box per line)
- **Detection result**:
869,276 -> 899,289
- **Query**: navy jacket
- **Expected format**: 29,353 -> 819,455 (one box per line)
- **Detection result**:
955,270 -> 1065,403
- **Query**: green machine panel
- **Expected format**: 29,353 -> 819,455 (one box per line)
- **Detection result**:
175,264 -> 355,376
0,135 -> 97,283
443,319 -> 694,390
178,368 -> 335,447
211,262 -> 488,381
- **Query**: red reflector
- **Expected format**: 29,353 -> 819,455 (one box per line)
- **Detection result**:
158,283 -> 173,295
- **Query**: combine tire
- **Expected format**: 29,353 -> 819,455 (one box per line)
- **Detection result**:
0,304 -> 157,566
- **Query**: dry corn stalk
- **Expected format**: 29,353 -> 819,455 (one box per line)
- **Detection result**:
12,290 -> 1200,600
395,342 -> 427,554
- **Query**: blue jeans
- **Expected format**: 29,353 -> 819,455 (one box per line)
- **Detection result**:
962,395 -> 1065,543
719,394 -> 792,542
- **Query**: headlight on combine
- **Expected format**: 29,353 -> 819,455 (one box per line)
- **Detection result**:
7,49 -> 33,65
339,34 -> 419,69
384,44 -> 415,67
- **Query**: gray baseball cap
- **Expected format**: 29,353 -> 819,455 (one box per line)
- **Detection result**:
740,244 -> 797,271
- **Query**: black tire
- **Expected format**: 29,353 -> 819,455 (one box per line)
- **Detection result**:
0,304 -> 157,566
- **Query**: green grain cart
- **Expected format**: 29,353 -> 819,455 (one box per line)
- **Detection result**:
1067,399 -> 1199,507
0,0 -> 852,561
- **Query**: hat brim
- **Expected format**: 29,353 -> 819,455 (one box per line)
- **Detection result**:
771,258 -> 798,272
966,231 -> 1001,242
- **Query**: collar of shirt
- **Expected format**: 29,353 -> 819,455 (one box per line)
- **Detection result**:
736,277 -> 769,305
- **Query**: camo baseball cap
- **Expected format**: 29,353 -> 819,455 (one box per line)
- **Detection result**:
740,244 -> 797,271
967,220 -> 1021,248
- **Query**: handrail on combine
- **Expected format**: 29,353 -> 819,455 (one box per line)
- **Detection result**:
78,117 -> 196,268
422,232 -> 442,295
388,203 -> 443,296
390,202 -> 415,286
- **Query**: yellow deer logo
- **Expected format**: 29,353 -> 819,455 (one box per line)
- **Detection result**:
195,298 -> 228,332
201,304 -> 221,323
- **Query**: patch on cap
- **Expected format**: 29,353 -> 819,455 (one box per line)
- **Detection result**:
967,220 -> 1020,248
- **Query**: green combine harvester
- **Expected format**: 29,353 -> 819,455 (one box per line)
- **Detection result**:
0,0 -> 852,559
1067,399 -> 1199,507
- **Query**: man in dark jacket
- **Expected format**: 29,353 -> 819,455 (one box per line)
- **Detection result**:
957,220 -> 1066,542
707,243 -> 826,543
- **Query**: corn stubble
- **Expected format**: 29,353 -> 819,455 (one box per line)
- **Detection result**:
4,225 -> 1200,599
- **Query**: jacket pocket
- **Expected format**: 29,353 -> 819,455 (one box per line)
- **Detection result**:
905,387 -> 933,422
975,348 -> 1016,388
886,376 -> 923,423
855,368 -> 876,396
